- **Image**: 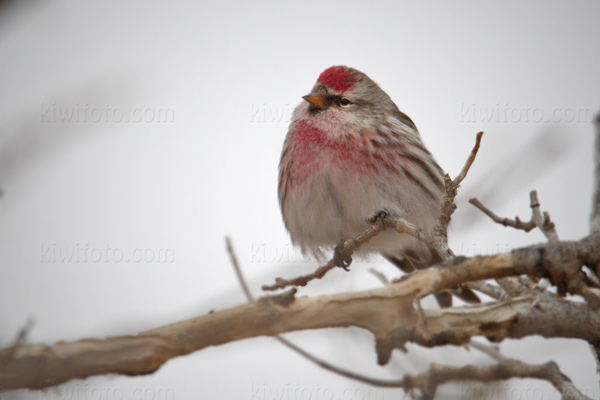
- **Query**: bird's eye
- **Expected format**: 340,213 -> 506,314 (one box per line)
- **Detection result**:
340,98 -> 351,106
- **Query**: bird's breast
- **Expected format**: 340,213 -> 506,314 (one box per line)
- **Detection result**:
289,120 -> 376,186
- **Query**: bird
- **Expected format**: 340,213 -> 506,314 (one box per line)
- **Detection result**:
277,66 -> 479,307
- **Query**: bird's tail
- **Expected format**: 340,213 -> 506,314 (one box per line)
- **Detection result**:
384,250 -> 480,308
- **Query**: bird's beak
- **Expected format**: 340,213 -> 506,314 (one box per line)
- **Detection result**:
302,94 -> 326,109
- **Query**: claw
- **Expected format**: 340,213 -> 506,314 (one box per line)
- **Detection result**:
369,209 -> 390,224
333,243 -> 353,271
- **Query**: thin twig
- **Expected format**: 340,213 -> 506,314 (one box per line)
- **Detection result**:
468,340 -> 504,362
383,215 -> 451,261
454,131 -> 484,187
469,191 -> 558,242
226,237 -> 399,390
262,220 -> 387,291
369,268 -> 389,285
434,132 -> 484,243
463,281 -> 508,300
225,237 -> 252,301
7,318 -> 35,357
468,198 -> 536,232
469,191 -> 560,297
530,191 -> 559,243
279,338 -> 592,400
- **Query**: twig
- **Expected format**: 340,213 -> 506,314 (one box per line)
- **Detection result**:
7,318 -> 35,357
469,191 -> 558,241
454,132 -> 484,187
262,212 -> 450,292
468,340 -> 504,362
251,336 -> 591,400
226,237 -> 396,389
470,191 -> 560,297
225,237 -> 252,301
434,131 -> 484,243
468,198 -> 536,232
383,215 -> 451,260
262,220 -> 387,291
280,341 -> 591,400
496,277 -> 535,297
471,191 -> 589,304
463,281 -> 508,300
530,191 -> 559,243
369,268 -> 389,285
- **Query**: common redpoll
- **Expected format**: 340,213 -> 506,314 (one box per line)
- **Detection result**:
278,66 -> 478,307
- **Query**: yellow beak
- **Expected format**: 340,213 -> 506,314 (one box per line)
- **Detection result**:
302,94 -> 326,109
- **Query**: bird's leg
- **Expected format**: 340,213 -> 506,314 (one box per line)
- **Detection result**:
369,208 -> 402,225
333,241 -> 353,271
334,209 -> 399,271
369,209 -> 391,224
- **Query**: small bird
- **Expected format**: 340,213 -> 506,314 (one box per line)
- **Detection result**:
278,66 -> 478,307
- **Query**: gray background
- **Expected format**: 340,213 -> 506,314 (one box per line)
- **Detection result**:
1,1 -> 600,399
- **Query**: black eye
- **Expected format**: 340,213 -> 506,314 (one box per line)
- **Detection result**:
340,98 -> 351,106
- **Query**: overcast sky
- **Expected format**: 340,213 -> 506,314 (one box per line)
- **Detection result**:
2,1 -> 600,399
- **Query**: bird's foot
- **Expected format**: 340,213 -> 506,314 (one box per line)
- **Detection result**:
369,209 -> 396,224
333,242 -> 353,271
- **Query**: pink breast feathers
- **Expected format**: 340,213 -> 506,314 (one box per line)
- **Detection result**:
290,121 -> 378,185
317,67 -> 356,93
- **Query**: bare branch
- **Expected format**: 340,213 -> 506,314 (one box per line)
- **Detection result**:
463,281 -> 508,300
227,237 -> 394,388
454,131 -> 485,187
530,191 -> 559,243
468,340 -> 504,362
469,198 -> 537,232
262,219 -> 387,291
6,318 -> 35,358
408,359 -> 593,400
369,268 -> 389,285
261,211 -> 454,292
383,215 -> 451,260
226,237 -> 253,301
470,190 -> 562,298
434,132 -> 484,243
259,338 -> 593,400
469,190 -> 558,243
3,232 -> 600,389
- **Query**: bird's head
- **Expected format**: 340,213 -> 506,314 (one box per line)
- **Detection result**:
301,66 -> 397,127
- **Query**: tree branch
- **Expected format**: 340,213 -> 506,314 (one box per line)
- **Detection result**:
469,190 -> 557,241
3,232 -> 600,390
433,131 -> 483,246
